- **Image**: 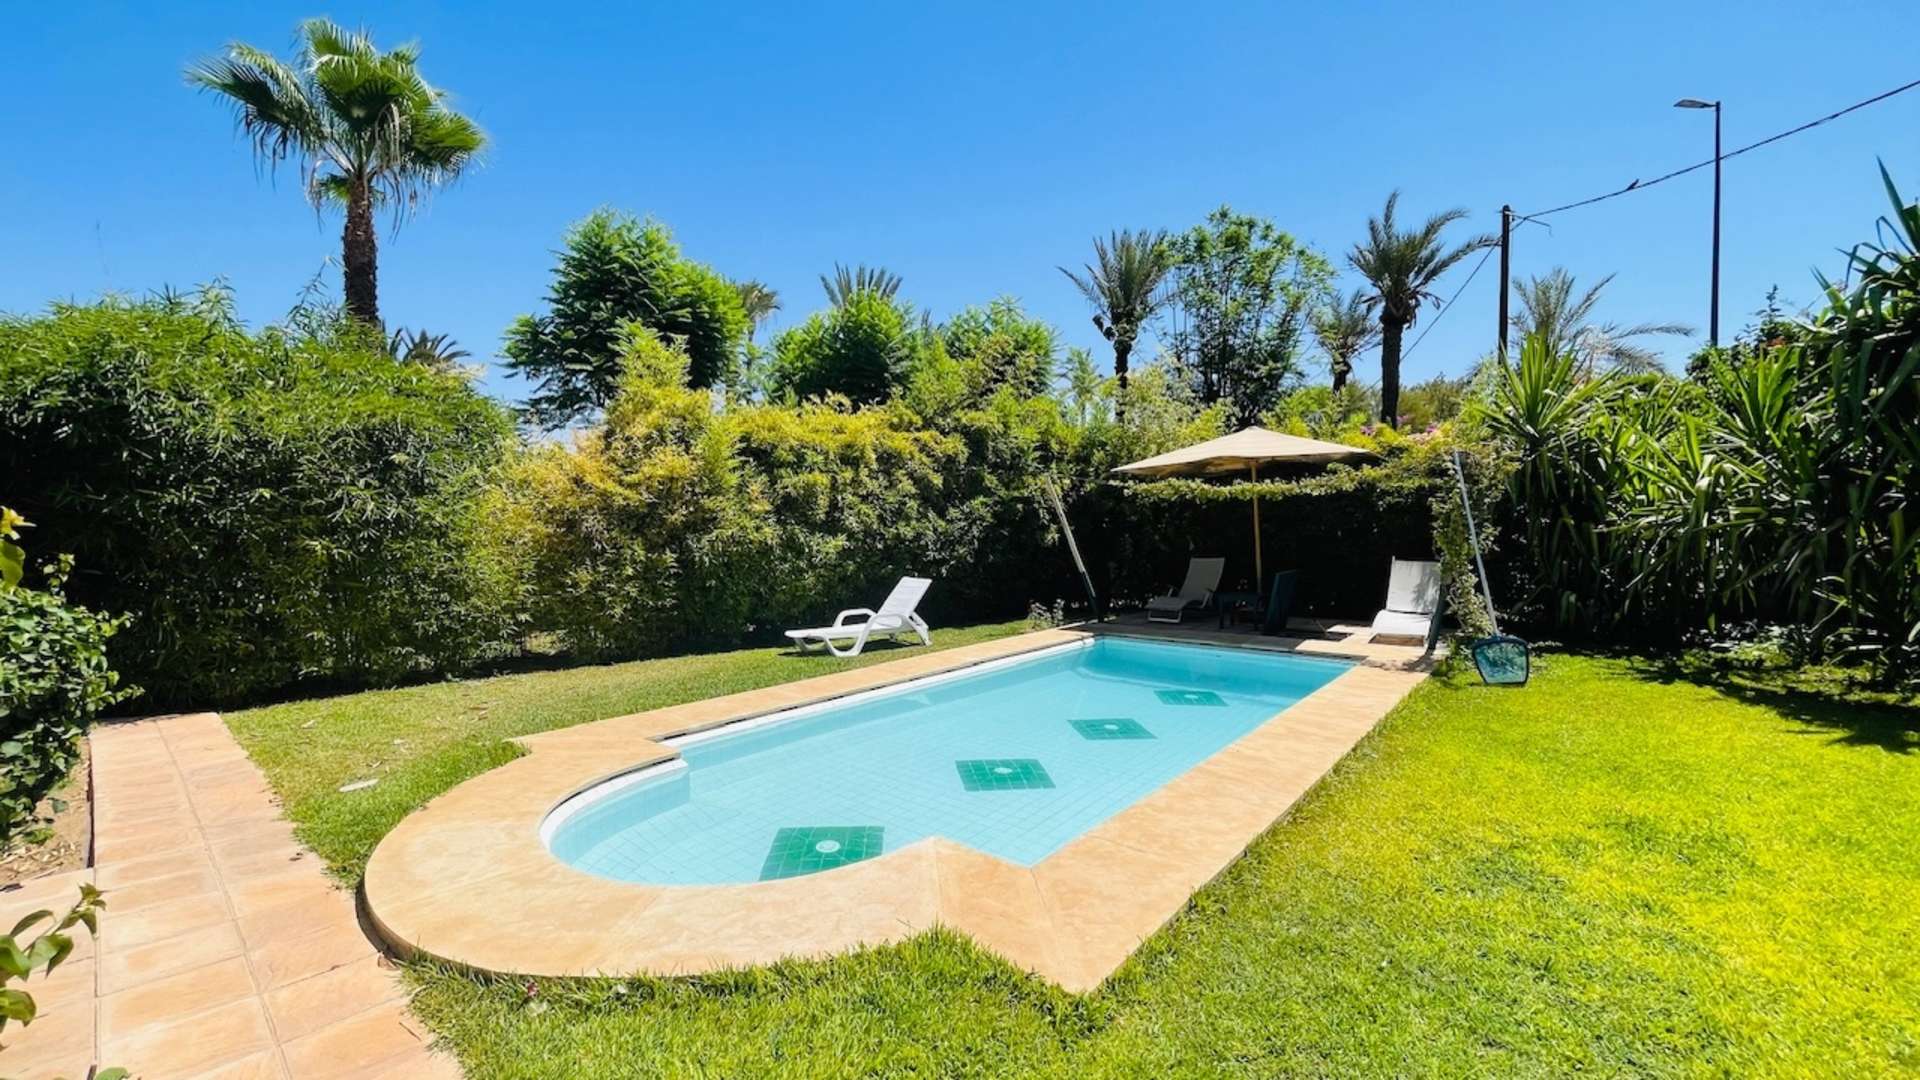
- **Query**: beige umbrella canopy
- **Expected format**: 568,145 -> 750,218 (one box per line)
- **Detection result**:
1112,425 -> 1373,587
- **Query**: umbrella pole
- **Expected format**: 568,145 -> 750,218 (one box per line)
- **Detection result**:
1250,463 -> 1262,590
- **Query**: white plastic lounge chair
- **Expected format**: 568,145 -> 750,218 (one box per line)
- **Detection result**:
1370,558 -> 1441,643
1146,557 -> 1225,623
785,576 -> 934,657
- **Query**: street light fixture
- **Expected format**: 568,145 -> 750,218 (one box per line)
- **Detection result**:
1675,97 -> 1722,347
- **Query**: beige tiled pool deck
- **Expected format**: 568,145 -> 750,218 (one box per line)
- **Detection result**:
0,714 -> 458,1080
366,622 -> 1431,993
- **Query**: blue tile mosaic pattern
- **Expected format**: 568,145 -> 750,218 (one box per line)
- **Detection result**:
759,826 -> 885,880
1070,718 -> 1154,740
955,758 -> 1054,791
1155,688 -> 1227,707
552,638 -> 1350,884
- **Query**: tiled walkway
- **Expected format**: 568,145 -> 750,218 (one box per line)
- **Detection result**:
0,713 -> 459,1079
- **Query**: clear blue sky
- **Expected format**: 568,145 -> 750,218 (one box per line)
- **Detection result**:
6,2 -> 1916,405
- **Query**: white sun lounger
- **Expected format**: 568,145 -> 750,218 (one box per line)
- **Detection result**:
1146,557 -> 1225,623
1369,558 -> 1441,644
785,576 -> 934,657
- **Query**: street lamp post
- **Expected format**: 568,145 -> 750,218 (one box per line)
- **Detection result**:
1675,98 -> 1722,347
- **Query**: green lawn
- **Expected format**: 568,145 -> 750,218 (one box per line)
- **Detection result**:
224,620 -> 1030,882
229,643 -> 1920,1077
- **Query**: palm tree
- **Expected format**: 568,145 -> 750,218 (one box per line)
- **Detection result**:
188,19 -> 486,326
820,264 -> 902,307
1312,288 -> 1382,393
1347,193 -> 1493,425
732,279 -> 781,341
1511,268 -> 1692,376
1058,229 -> 1175,415
387,328 -> 470,370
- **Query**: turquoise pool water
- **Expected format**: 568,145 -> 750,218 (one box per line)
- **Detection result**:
546,637 -> 1349,885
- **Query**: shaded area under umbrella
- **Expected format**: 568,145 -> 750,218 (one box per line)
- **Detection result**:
1111,425 -> 1374,587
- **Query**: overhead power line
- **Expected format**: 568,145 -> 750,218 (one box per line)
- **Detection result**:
1517,76 -> 1920,222
1402,242 -> 1497,362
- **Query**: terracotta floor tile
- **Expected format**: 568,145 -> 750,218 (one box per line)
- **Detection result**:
97,920 -> 246,995
99,994 -> 276,1078
184,1049 -> 290,1079
278,999 -> 433,1080
262,954 -> 406,1043
99,892 -> 232,952
236,890 -> 360,950
226,870 -> 340,921
96,847 -> 221,889
104,864 -> 224,914
218,847 -> 320,885
19,958 -> 94,1012
98,954 -> 256,1043
95,824 -> 206,863
249,923 -> 377,991
0,982 -> 95,1078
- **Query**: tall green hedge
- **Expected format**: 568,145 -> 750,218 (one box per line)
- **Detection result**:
0,296 -> 520,704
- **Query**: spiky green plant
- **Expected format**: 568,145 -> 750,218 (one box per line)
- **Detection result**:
188,19 -> 486,325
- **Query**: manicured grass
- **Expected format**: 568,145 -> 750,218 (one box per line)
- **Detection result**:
373,653 -> 1919,1077
223,620 -> 1030,882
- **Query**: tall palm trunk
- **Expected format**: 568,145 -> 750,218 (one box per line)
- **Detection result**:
342,183 -> 380,325
1113,336 -> 1133,421
1330,359 -> 1350,394
1378,317 -> 1406,425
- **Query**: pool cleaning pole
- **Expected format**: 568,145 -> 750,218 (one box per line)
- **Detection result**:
1040,476 -> 1101,621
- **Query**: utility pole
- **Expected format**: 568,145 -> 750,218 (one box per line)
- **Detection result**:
1497,204 -> 1512,363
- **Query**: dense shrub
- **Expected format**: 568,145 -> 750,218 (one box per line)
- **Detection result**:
1475,170 -> 1919,674
768,291 -> 930,404
0,519 -> 133,849
495,329 -> 774,658
0,294 -> 520,704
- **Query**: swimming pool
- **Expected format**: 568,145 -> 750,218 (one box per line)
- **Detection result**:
545,637 -> 1350,885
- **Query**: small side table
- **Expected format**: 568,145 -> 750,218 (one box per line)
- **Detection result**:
1213,590 -> 1262,629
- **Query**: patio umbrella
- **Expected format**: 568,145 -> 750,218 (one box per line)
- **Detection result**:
1111,425 -> 1373,588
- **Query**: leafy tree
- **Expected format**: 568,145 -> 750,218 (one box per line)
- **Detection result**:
1162,207 -> 1335,426
1060,230 -> 1176,412
1313,287 -> 1381,393
769,291 -> 925,404
732,279 -> 781,341
504,210 -> 748,427
940,297 -> 1059,399
1397,373 -> 1473,430
187,19 -> 485,326
821,264 -> 902,307
1511,267 -> 1692,376
1348,192 -> 1493,426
